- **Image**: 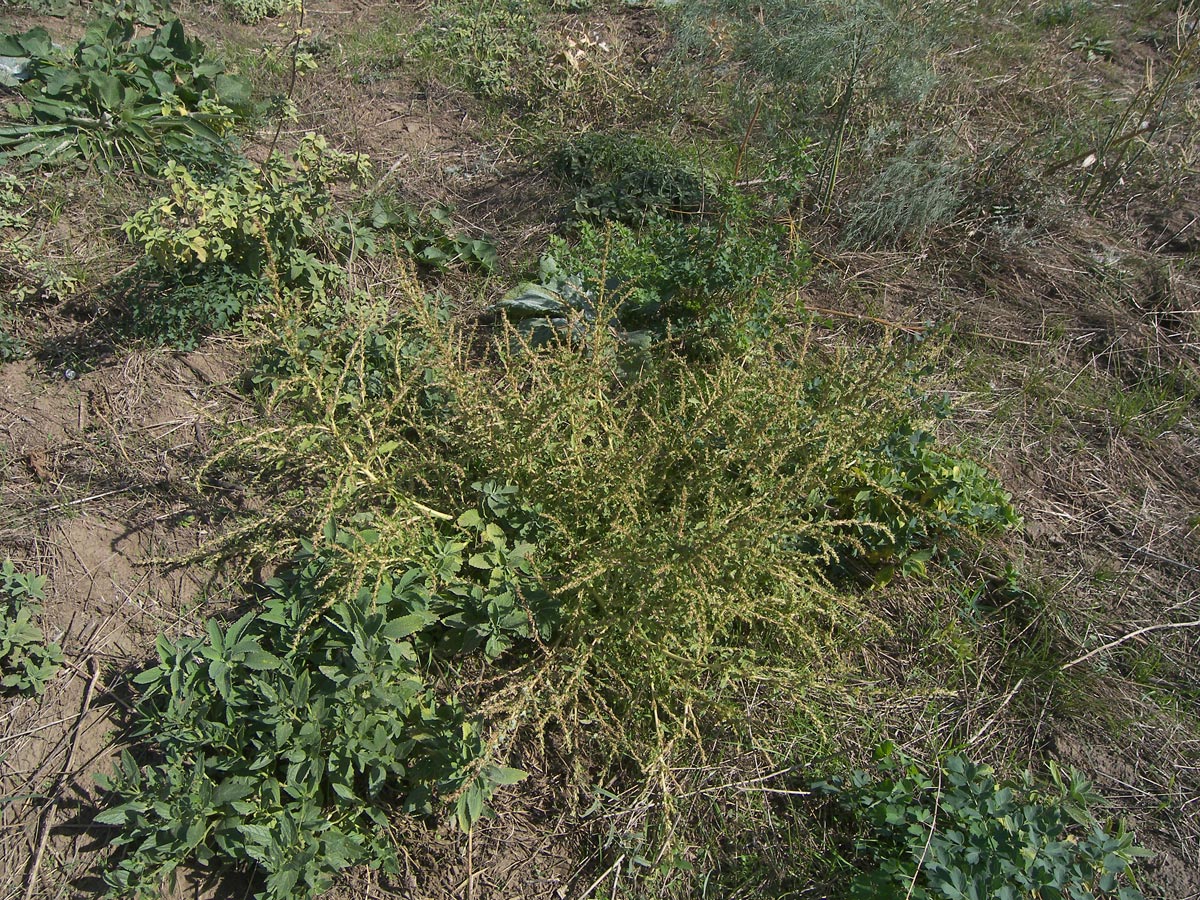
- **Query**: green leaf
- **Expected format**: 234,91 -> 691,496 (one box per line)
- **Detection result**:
383,611 -> 437,640
87,70 -> 123,109
212,778 -> 256,804
213,73 -> 252,109
95,803 -> 141,825
240,649 -> 282,671
485,765 -> 527,786
131,666 -> 165,686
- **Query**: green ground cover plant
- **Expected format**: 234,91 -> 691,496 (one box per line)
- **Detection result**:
0,9 -> 252,171
552,132 -> 716,225
535,130 -> 811,344
815,746 -> 1148,900
223,0 -> 291,25
97,501 -> 543,899
370,200 -> 498,273
414,0 -> 547,104
0,559 -> 61,696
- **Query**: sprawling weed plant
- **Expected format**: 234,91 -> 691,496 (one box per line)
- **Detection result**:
228,269 -> 1017,771
120,134 -> 369,346
553,132 -> 715,225
415,0 -> 547,103
540,130 -> 810,343
224,0 -> 291,24
536,214 -> 802,341
370,200 -> 498,273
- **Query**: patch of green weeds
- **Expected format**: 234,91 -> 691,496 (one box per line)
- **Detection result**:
0,8 -> 253,172
834,424 -> 1021,581
553,132 -> 715,225
815,746 -> 1149,900
337,11 -> 413,84
1,559 -> 62,696
98,501 -> 542,899
370,200 -> 498,273
223,0 -> 292,25
538,212 -> 803,341
529,130 -> 813,345
119,134 -> 369,347
0,173 -> 27,229
2,172 -> 81,353
415,0 -> 548,104
231,272 -> 1020,779
1072,34 -> 1115,61
1036,1 -> 1095,28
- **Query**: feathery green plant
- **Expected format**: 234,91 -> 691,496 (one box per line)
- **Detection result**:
230,273 -> 1018,770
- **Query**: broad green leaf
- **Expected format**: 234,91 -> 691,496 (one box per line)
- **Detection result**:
212,778 -> 256,804
87,70 -> 123,109
485,766 -> 527,786
383,611 -> 436,640
240,649 -> 281,670
131,665 -> 165,685
213,73 -> 252,109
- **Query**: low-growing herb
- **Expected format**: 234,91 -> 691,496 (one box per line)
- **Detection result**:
1,559 -> 62,696
97,492 -> 546,899
814,745 -> 1149,900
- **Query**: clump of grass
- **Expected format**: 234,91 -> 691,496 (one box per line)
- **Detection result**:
670,0 -> 942,122
840,132 -> 967,248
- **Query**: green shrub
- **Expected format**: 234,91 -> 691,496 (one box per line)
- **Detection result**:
121,134 -> 369,346
814,746 -> 1148,900
1,559 -> 62,696
0,11 -> 252,171
553,132 -> 715,225
235,280 -> 1019,767
98,498 -> 545,900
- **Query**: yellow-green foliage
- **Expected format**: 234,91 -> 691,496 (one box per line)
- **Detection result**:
227,277 -> 1016,768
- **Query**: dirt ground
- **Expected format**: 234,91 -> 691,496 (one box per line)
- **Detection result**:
0,345 -> 250,898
